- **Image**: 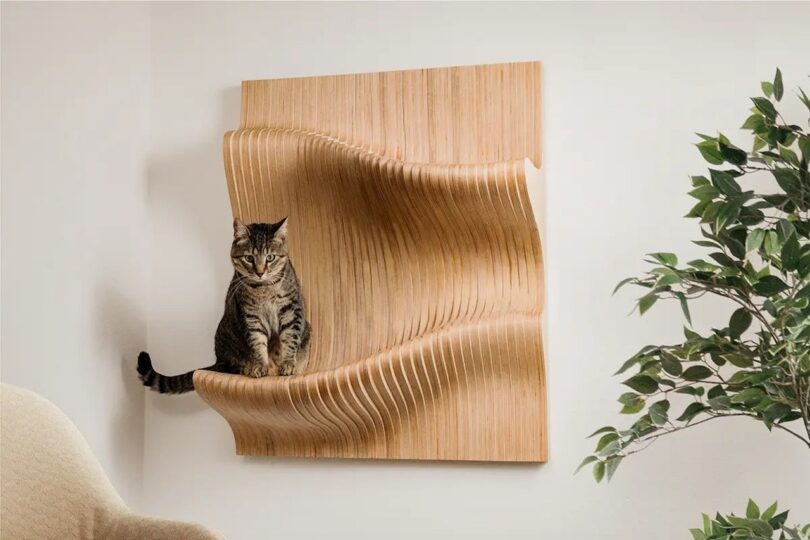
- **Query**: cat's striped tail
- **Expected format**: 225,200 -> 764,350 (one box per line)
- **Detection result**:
137,352 -> 222,394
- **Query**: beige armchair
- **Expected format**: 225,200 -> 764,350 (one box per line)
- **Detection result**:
0,384 -> 223,540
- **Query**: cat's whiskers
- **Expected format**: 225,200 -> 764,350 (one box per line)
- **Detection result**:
225,274 -> 251,304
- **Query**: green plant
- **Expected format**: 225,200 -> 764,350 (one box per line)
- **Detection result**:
578,69 -> 809,535
580,69 -> 810,483
690,500 -> 809,540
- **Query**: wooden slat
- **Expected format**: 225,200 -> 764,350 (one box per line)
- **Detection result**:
195,62 -> 547,462
239,62 -> 541,166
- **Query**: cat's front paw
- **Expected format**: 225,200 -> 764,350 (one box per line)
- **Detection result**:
277,362 -> 296,376
243,362 -> 269,378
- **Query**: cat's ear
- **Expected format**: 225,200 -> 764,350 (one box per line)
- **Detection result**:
233,218 -> 249,240
274,217 -> 288,242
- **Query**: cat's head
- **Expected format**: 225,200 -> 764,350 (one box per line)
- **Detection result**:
230,217 -> 289,283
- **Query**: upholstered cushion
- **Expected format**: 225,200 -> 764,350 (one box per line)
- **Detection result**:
0,384 -> 223,540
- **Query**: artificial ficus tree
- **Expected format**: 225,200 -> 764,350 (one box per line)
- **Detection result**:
580,69 -> 809,537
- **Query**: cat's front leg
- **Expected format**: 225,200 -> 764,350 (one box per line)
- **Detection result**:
277,328 -> 301,376
243,330 -> 270,378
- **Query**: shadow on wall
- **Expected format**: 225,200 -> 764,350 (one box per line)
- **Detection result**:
149,86 -> 240,270
143,86 -> 241,416
91,282 -> 147,500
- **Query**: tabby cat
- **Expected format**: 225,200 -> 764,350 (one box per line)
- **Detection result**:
137,217 -> 311,394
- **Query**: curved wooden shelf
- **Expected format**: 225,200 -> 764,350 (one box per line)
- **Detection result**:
195,62 -> 546,461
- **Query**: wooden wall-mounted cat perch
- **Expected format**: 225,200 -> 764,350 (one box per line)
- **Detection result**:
194,62 -> 547,462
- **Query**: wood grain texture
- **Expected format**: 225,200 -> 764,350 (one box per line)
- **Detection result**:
194,62 -> 547,461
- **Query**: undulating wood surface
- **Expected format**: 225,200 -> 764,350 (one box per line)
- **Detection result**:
194,62 -> 547,461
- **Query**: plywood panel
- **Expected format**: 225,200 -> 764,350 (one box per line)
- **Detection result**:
195,62 -> 546,461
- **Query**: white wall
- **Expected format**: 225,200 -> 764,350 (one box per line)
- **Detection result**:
2,2 -> 808,539
1,2 -> 151,504
142,3 -> 810,538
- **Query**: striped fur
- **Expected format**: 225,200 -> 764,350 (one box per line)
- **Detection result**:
137,218 -> 311,394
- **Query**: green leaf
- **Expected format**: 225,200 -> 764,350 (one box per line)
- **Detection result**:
660,350 -> 683,376
741,113 -> 764,131
638,293 -> 658,315
688,529 -> 706,540
587,426 -> 617,438
777,219 -> 796,242
778,144 -> 800,165
623,375 -> 659,394
613,277 -> 636,295
763,402 -> 792,423
614,356 -> 642,375
799,87 -> 810,112
684,326 -> 701,341
675,292 -> 692,326
604,456 -> 623,481
753,134 -> 767,152
654,268 -> 682,287
771,510 -> 790,529
747,499 -> 760,519
724,353 -> 754,369
761,501 -> 778,522
720,144 -> 748,166
686,200 -> 710,219
593,460 -> 605,483
800,254 -> 810,279
598,439 -> 621,457
716,201 -> 741,231
752,97 -> 777,120
781,233 -> 800,271
594,432 -> 618,452
649,400 -> 670,426
574,455 -> 598,474
729,308 -> 753,338
689,184 -> 721,202
691,175 -> 711,187
648,252 -> 678,266
746,228 -> 766,253
799,135 -> 810,162
709,251 -> 735,267
772,168 -> 801,193
677,402 -> 709,422
707,385 -> 726,400
754,275 -> 789,296
682,365 -> 713,381
708,395 -> 731,411
727,516 -> 773,537
761,81 -> 774,97
773,68 -> 783,101
710,170 -> 742,195
675,386 -> 704,397
618,392 -> 645,414
697,141 -> 724,165
702,513 -> 712,534
731,387 -> 765,405
764,231 -> 781,257
701,201 -> 722,223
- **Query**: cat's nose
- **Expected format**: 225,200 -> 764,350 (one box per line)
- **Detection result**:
255,269 -> 265,278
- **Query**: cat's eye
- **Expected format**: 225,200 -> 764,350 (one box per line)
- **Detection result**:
266,255 -> 275,263
243,255 -> 254,263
